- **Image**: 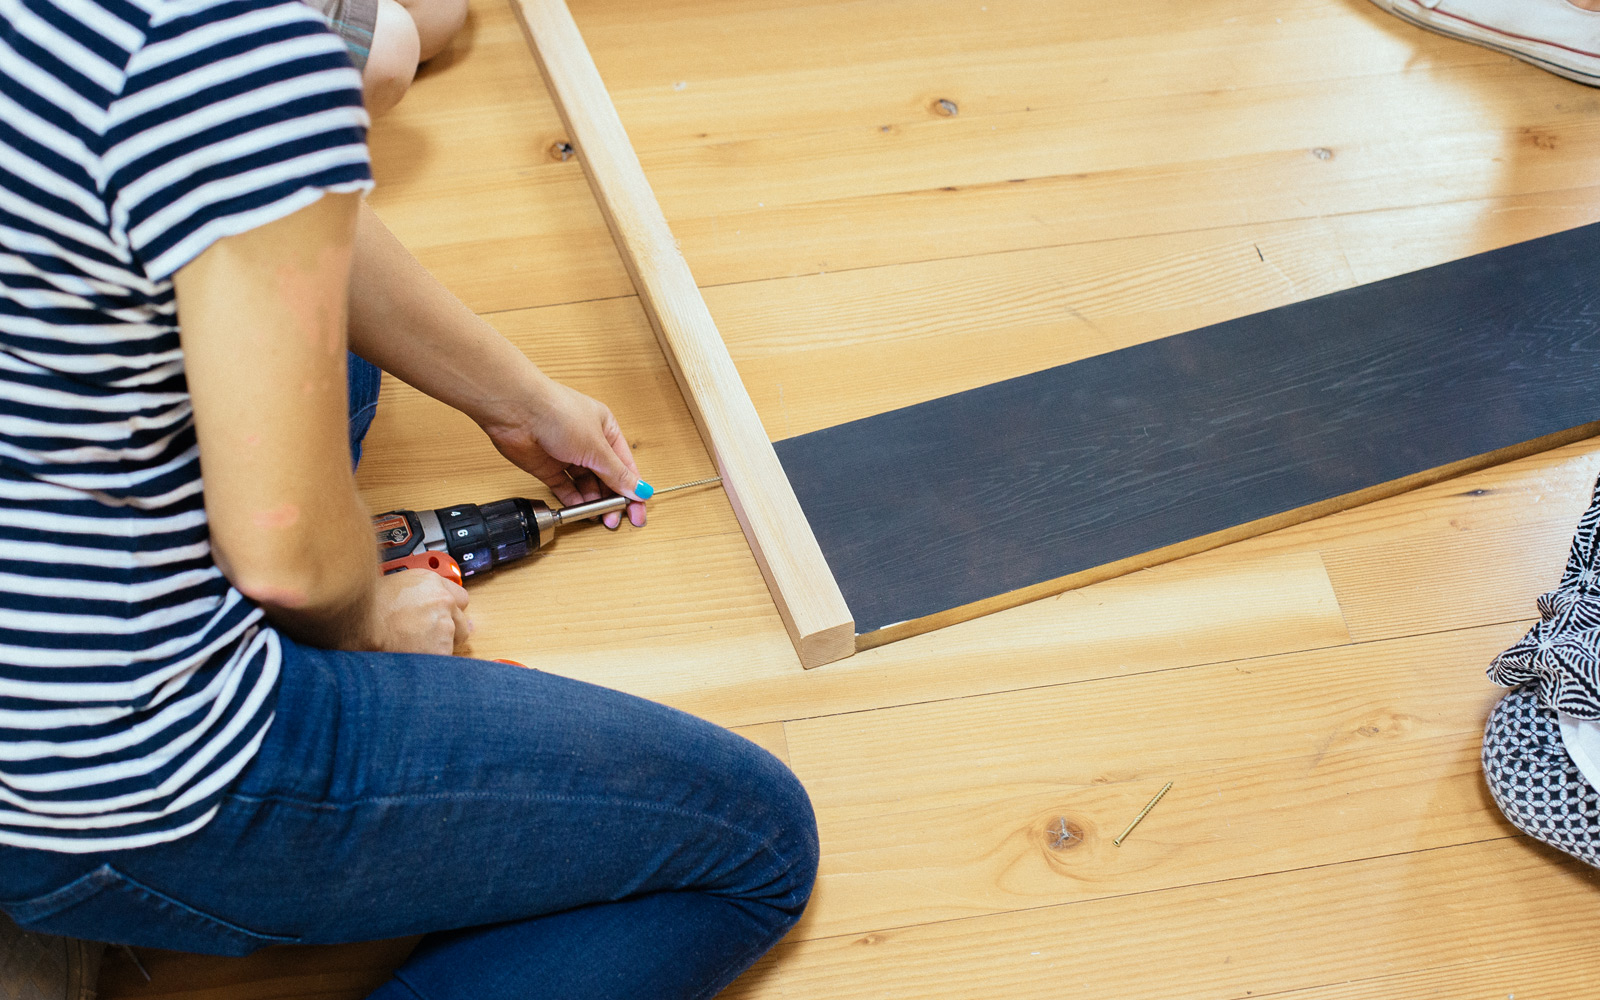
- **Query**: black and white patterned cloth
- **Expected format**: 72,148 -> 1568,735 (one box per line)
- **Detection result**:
1482,685 -> 1600,867
1489,474 -> 1600,717
1480,471 -> 1600,866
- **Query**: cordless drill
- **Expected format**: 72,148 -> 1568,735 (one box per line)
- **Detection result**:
373,494 -> 631,585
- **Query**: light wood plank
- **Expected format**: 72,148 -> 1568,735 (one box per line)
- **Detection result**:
715,190 -> 1600,438
731,722 -> 790,764
782,625 -> 1523,939
1261,951 -> 1600,1000
449,545 -> 1350,731
757,840 -> 1600,1000
512,0 -> 854,668
372,12 -> 1600,316
1238,439 -> 1600,642
385,0 -> 1503,157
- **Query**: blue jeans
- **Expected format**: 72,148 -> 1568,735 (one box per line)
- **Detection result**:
0,356 -> 818,1000
348,353 -> 382,467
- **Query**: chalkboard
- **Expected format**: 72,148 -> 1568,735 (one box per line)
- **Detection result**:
774,223 -> 1600,646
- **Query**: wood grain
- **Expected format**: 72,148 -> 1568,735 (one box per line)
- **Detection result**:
756,839 -> 1600,1000
716,188 -> 1600,440
776,223 -> 1600,643
783,624 -> 1522,939
511,0 -> 854,668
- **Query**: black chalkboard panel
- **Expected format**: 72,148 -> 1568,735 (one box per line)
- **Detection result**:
774,223 -> 1600,645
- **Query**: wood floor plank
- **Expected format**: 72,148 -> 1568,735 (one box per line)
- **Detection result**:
756,839 -> 1600,1000
781,625 -> 1522,939
1259,951 -> 1600,1000
453,546 -> 1349,731
1244,438 -> 1600,641
571,0 -> 1502,147
378,0 -> 1503,168
719,189 -> 1600,439
731,723 -> 790,765
716,217 -> 1356,440
370,0 -> 1600,316
619,68 -> 1595,218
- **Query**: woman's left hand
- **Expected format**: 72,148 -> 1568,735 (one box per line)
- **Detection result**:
480,377 -> 650,529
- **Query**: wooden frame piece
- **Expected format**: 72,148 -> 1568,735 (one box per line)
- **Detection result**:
511,0 -> 855,668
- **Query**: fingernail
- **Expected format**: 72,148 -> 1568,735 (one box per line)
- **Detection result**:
635,480 -> 654,500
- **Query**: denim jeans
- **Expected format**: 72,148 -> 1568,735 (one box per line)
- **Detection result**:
0,355 -> 818,999
348,353 -> 383,466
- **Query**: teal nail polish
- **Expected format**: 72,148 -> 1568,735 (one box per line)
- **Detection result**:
635,480 -> 654,500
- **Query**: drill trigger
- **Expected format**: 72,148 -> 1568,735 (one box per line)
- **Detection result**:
380,552 -> 465,587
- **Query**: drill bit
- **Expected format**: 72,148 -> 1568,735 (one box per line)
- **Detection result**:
652,475 -> 722,495
553,475 -> 722,526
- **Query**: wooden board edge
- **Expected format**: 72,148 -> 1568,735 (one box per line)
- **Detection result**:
854,423 -> 1600,651
510,0 -> 855,669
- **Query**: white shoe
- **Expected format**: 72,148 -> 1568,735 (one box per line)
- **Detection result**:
1369,0 -> 1600,85
0,913 -> 103,1000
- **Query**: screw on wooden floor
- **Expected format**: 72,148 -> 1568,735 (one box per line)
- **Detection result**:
1113,781 -> 1173,847
551,141 -> 576,161
934,98 -> 959,117
1311,147 -> 1333,160
1047,816 -> 1080,850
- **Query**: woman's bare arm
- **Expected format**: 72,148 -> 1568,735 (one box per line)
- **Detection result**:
175,192 -> 466,652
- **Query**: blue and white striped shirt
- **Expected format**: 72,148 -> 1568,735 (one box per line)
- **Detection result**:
0,0 -> 371,852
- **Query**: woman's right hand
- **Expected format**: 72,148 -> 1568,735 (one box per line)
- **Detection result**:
368,570 -> 472,655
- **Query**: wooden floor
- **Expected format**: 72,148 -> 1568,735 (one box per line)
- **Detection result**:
102,0 -> 1600,996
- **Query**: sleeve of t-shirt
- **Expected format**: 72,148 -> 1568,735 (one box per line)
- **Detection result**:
102,0 -> 373,282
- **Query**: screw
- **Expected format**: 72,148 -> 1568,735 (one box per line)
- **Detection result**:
1047,816 -> 1080,850
1113,781 -> 1173,847
1311,147 -> 1333,160
551,141 -> 575,162
935,98 -> 959,117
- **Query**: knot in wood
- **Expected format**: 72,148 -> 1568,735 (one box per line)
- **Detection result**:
550,141 -> 576,162
934,98 -> 959,117
1046,816 -> 1083,851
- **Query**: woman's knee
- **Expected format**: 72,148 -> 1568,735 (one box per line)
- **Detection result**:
734,738 -> 819,916
397,0 -> 467,62
362,0 -> 421,116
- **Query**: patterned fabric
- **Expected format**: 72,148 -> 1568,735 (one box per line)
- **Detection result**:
1482,684 -> 1600,867
1488,473 -> 1600,718
0,0 -> 371,852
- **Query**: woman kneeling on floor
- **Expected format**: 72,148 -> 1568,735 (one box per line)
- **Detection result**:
0,2 -> 817,998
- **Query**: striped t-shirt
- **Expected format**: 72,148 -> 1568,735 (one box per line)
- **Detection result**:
0,0 -> 371,852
